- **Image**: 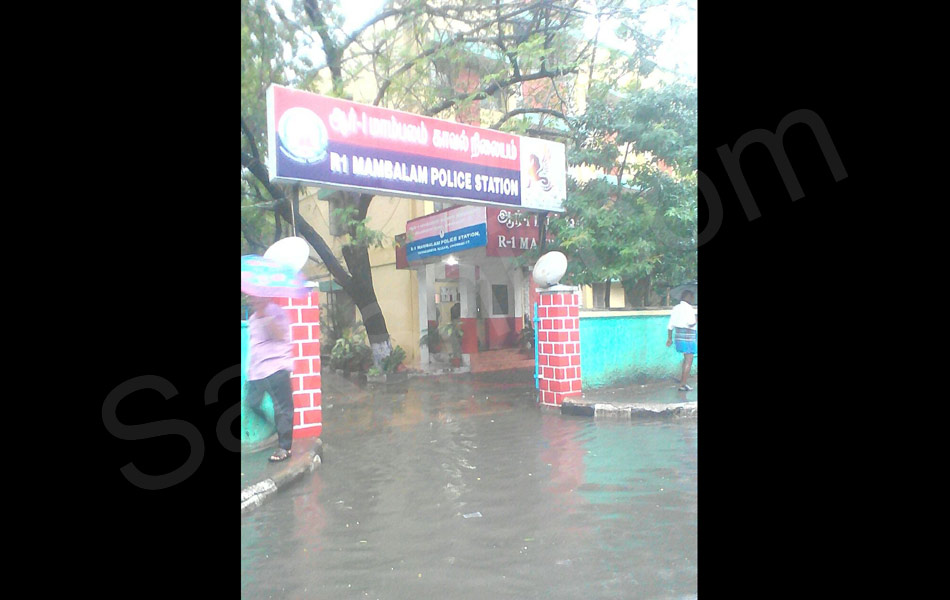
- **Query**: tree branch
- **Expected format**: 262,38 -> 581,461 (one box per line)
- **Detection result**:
424,67 -> 578,117
372,0 -> 566,108
491,107 -> 573,131
374,32 -> 467,106
302,0 -> 343,92
241,217 -> 268,253
241,150 -> 354,288
339,8 -> 405,49
240,116 -> 260,163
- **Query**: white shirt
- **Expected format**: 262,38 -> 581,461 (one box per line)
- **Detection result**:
668,301 -> 697,330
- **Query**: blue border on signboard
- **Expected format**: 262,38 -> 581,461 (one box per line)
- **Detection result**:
405,223 -> 487,261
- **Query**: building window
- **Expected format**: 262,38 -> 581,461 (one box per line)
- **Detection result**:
491,284 -> 509,315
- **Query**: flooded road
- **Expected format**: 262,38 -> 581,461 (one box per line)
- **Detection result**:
241,373 -> 697,599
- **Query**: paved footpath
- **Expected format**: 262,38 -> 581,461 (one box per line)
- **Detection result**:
560,378 -> 698,419
241,437 -> 323,515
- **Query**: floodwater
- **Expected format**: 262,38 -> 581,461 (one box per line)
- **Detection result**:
241,373 -> 697,599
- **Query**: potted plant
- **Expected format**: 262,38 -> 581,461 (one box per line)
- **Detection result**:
369,346 -> 408,384
438,319 -> 465,367
330,323 -> 373,379
518,323 -> 536,354
419,327 -> 442,354
381,345 -> 407,374
367,364 -> 384,381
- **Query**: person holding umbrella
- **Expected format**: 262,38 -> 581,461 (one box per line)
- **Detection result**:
666,289 -> 697,391
242,251 -> 310,463
244,294 -> 296,462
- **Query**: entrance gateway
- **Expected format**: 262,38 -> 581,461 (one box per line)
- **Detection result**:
266,84 -> 581,407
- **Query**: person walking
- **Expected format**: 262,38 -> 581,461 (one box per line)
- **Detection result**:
666,290 -> 697,391
245,295 -> 296,462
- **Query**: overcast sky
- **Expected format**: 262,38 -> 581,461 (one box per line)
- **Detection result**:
642,0 -> 697,80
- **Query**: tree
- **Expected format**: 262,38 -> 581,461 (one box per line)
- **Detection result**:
241,0 -> 675,358
548,80 -> 697,307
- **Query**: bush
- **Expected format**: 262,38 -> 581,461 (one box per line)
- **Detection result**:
381,346 -> 407,374
329,324 -> 373,372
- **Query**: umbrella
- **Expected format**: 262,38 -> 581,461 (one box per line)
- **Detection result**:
669,280 -> 697,304
263,236 -> 311,271
241,254 -> 309,298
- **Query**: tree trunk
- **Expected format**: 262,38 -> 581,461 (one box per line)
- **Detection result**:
341,243 -> 391,366
341,192 -> 391,365
537,211 -> 548,253
622,278 -> 635,308
604,279 -> 611,309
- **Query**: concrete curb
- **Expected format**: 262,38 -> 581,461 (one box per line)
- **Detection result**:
562,400 -> 697,419
241,439 -> 323,515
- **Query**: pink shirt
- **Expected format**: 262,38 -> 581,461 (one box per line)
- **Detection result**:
247,302 -> 294,381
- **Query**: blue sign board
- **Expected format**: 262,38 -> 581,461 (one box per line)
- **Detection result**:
405,223 -> 487,262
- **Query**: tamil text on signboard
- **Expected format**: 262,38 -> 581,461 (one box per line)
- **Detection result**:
266,85 -> 566,213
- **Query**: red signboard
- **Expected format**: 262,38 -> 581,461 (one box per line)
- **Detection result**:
486,208 -> 552,257
266,84 -> 566,212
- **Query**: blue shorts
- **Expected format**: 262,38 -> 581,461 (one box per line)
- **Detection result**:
675,340 -> 697,354
673,327 -> 697,354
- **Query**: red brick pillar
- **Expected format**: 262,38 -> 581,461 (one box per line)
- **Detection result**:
536,286 -> 582,407
274,290 -> 322,439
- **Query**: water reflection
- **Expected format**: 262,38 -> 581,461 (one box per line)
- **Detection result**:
242,375 -> 697,599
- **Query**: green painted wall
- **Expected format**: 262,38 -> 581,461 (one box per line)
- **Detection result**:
241,321 -> 277,446
579,313 -> 697,388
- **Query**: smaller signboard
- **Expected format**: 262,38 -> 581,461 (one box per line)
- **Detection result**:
486,208 -> 548,257
401,205 -> 556,264
405,206 -> 487,262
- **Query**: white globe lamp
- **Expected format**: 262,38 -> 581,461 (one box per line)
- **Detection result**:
532,251 -> 568,287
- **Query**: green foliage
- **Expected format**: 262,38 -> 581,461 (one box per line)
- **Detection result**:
437,319 -> 465,358
329,323 -> 373,372
419,328 -> 441,353
241,0 -> 298,253
381,345 -> 407,374
330,204 -> 387,249
546,80 -> 697,306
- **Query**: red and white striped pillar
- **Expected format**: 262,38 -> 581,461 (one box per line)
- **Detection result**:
536,286 -> 582,407
274,290 -> 322,439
